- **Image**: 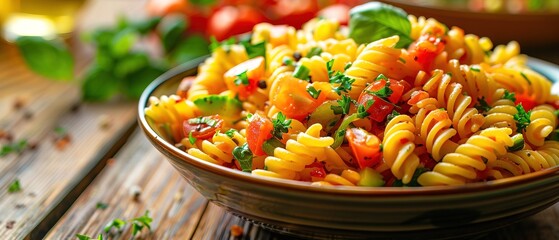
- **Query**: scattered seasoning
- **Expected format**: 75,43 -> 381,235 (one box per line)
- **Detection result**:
1,139 -> 28,157
293,52 -> 302,61
53,126 -> 71,151
15,204 -> 25,209
98,114 -> 111,130
28,192 -> 36,197
129,185 -> 142,201
22,111 -> 33,120
230,224 -> 243,237
96,202 -> 109,210
12,97 -> 25,110
6,221 -> 15,229
70,102 -> 81,113
257,80 -> 267,89
27,141 -> 38,150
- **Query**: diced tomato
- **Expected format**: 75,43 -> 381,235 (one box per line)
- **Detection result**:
346,128 -> 382,169
419,153 -> 437,170
207,5 -> 266,41
408,34 -> 446,72
271,74 -> 326,121
317,4 -> 350,25
246,113 -> 274,156
224,56 -> 265,100
515,93 -> 537,111
183,115 -> 223,140
268,0 -> 318,28
358,78 -> 405,122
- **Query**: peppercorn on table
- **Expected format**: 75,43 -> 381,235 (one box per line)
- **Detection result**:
0,0 -> 558,239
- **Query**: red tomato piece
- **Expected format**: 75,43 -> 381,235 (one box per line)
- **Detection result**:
246,113 -> 274,156
346,128 -> 381,169
207,5 -> 266,41
358,79 -> 404,122
408,34 -> 446,72
515,93 -> 537,111
183,115 -> 223,140
317,4 -> 350,25
269,0 -> 318,28
223,56 -> 265,100
271,75 -> 326,121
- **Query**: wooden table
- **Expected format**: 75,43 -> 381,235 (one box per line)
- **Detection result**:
1,1 -> 558,239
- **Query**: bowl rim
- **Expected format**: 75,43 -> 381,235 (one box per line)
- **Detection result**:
138,56 -> 559,197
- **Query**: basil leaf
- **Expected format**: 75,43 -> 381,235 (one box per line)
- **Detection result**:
110,28 -> 139,57
15,36 -> 74,81
348,2 -> 413,48
121,63 -> 166,99
232,143 -> 253,172
169,34 -> 209,65
241,41 -> 266,59
81,66 -> 119,101
159,14 -> 188,53
114,52 -> 149,78
131,17 -> 161,35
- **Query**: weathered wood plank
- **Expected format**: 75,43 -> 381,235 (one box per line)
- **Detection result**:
0,102 -> 137,239
45,131 -> 208,240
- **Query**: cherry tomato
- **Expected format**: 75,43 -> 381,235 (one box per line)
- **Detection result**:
271,75 -> 327,121
146,0 -> 188,16
223,56 -> 265,100
408,34 -> 446,72
346,128 -> 381,169
269,0 -> 318,28
317,4 -> 350,25
246,113 -> 274,156
515,93 -> 537,111
207,5 -> 266,41
358,79 -> 405,122
183,115 -> 223,140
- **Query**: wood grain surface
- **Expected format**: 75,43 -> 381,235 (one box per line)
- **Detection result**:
1,0 -> 558,239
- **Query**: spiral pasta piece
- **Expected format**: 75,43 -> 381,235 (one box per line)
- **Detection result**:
447,60 -> 498,103
345,36 -> 402,99
418,127 -> 514,186
414,109 -> 459,161
482,90 -> 518,131
525,105 -> 557,146
382,115 -> 420,184
423,70 -> 485,138
252,124 -> 333,180
252,23 -> 298,49
311,169 -> 360,186
145,95 -> 198,142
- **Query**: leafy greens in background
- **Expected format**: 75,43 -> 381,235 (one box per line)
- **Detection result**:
16,15 -> 209,101
348,1 -> 413,49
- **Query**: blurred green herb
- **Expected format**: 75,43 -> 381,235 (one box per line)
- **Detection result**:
1,139 -> 28,157
96,202 -> 109,210
131,210 -> 153,237
16,15 -> 210,101
15,37 -> 74,81
76,234 -> 103,240
8,179 -> 21,193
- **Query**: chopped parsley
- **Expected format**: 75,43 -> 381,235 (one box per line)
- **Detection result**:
331,101 -> 370,149
513,104 -> 531,133
232,143 -> 253,172
330,72 -> 355,95
188,116 -> 219,127
0,139 -> 28,157
398,57 -> 406,63
271,112 -> 292,139
209,36 -> 236,52
282,57 -> 294,66
502,90 -> 516,102
375,74 -> 388,81
234,70 -> 249,86
365,80 -> 392,99
306,47 -> 322,57
76,234 -> 103,240
475,97 -> 491,113
392,167 -> 428,187
188,132 -> 196,145
104,218 -> 126,233
224,129 -> 237,138
96,202 -> 109,210
470,66 -> 480,72
131,210 -> 153,237
306,86 -> 321,99
386,110 -> 400,122
240,40 -> 266,59
331,95 -> 351,115
293,64 -> 310,81
520,72 -> 532,85
344,62 -> 352,71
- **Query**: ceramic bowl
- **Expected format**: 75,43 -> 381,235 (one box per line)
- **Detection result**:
138,57 -> 559,240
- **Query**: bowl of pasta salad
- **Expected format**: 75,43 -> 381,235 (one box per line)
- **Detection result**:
138,2 -> 559,239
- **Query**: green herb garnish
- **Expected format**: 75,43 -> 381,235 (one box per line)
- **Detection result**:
271,112 -> 292,139
475,97 -> 491,113
306,86 -> 322,99
293,65 -> 311,81
188,132 -> 197,145
306,47 -> 322,57
514,104 -> 531,133
232,143 -> 253,172
502,90 -> 516,102
520,72 -> 532,85
104,218 -> 126,233
8,179 -> 21,193
131,210 -> 153,237
234,70 -> 249,86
